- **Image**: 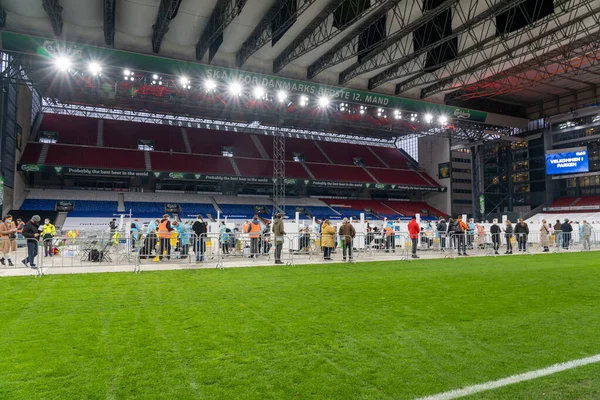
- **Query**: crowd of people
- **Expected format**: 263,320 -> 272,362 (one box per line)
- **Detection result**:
8,212 -> 596,271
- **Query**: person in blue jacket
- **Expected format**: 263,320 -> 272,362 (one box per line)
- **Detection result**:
130,219 -> 141,248
174,220 -> 191,258
219,222 -> 230,254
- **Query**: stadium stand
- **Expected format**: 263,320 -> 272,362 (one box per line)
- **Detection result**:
369,147 -> 412,169
186,128 -> 262,158
258,136 -> 329,163
40,114 -> 98,146
573,196 -> 600,207
549,197 -> 578,207
44,144 -> 146,170
103,119 -> 187,152
150,152 -> 235,175
317,141 -> 386,167
305,163 -> 372,182
19,142 -> 43,164
367,168 -> 433,186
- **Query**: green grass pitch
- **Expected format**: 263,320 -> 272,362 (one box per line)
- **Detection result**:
1,253 -> 600,399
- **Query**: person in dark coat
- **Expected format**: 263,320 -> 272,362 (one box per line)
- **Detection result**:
561,218 -> 573,249
191,215 -> 208,262
437,218 -> 447,250
513,218 -> 529,252
21,215 -> 41,268
490,220 -> 502,255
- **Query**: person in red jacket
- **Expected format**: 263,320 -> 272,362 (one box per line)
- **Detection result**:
407,216 -> 420,259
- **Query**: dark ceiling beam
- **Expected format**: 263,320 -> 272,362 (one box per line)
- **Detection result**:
273,0 -> 389,73
395,0 -> 597,96
42,0 -> 63,36
446,31 -> 600,102
418,12 -> 600,99
236,0 -> 318,67
0,4 -> 6,28
306,0 -> 403,79
365,0 -> 526,89
151,0 -> 182,54
339,0 -> 462,85
104,0 -> 116,46
196,0 -> 247,62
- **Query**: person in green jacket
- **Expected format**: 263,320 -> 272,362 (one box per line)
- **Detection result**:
272,214 -> 286,265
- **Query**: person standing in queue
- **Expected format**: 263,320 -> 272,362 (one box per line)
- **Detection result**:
41,217 -> 56,257
192,215 -> 207,262
247,216 -> 262,258
490,220 -> 502,255
0,215 -> 17,266
321,219 -> 336,261
338,218 -> 356,262
21,215 -> 41,269
157,214 -> 173,260
272,213 -> 286,265
407,216 -> 420,259
504,220 -> 513,254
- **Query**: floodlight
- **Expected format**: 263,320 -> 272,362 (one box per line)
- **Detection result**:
180,76 -> 190,86
124,69 -> 131,76
439,115 -> 448,125
54,56 -> 72,72
88,62 -> 102,76
424,113 -> 433,123
153,74 -> 159,80
299,95 -> 309,107
318,96 -> 330,108
253,86 -> 265,99
229,82 -> 242,96
204,79 -> 217,91
277,90 -> 287,102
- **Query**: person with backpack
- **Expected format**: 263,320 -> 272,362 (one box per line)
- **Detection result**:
455,216 -> 469,256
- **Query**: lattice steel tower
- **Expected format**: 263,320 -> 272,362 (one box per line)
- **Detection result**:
273,132 -> 285,216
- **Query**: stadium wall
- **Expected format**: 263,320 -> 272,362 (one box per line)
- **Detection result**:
418,135 -> 451,216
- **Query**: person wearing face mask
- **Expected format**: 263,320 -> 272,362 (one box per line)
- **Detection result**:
0,215 -> 17,266
41,217 -> 56,257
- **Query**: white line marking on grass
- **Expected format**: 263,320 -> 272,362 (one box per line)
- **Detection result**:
416,354 -> 600,400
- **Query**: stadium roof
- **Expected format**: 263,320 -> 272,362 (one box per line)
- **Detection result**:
2,0 -> 597,121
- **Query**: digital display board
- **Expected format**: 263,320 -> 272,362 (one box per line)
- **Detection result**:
546,147 -> 589,175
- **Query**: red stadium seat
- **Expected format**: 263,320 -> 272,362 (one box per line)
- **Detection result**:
367,167 -> 432,186
150,152 -> 235,175
40,114 -> 98,146
186,128 -> 262,158
257,136 -> 329,163
19,143 -> 43,164
317,141 -> 385,167
305,163 -> 373,182
44,144 -> 145,170
369,147 -> 411,169
103,120 -> 187,152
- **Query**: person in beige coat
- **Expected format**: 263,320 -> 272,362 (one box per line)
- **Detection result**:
0,215 -> 17,266
539,219 -> 550,252
321,220 -> 336,261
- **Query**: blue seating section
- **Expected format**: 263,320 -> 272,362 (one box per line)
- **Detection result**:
20,199 -> 56,210
218,204 -> 263,219
75,201 -> 118,212
124,202 -> 165,214
179,203 -> 216,217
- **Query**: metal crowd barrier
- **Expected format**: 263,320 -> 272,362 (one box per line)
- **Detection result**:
3,227 -> 599,276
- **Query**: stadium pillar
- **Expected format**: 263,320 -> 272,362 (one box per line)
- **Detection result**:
471,144 -> 485,221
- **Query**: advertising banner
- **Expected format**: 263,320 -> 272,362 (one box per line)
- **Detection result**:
1,32 -> 488,122
545,147 -> 589,175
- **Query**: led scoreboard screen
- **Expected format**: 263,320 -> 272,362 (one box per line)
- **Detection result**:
545,147 -> 589,175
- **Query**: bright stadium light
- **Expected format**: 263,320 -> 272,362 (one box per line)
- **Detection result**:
424,113 -> 433,123
394,109 -> 402,119
299,95 -> 309,107
439,115 -> 448,125
180,76 -> 190,86
277,90 -> 287,103
229,82 -> 242,96
318,96 -> 330,108
253,86 -> 265,99
88,62 -> 102,76
54,56 -> 72,72
153,74 -> 159,80
124,69 -> 131,76
204,79 -> 217,91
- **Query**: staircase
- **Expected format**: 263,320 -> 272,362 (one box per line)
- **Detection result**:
301,163 -> 316,180
144,151 -> 152,171
368,146 -> 390,168
229,158 -> 241,175
210,196 -> 222,219
362,166 -> 379,183
97,119 -> 104,146
251,135 -> 270,159
37,143 -> 50,164
117,193 -> 125,212
181,128 -> 192,154
313,141 -> 334,164
55,212 -> 68,229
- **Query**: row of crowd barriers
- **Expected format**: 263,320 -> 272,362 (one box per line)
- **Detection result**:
1,230 -> 598,276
